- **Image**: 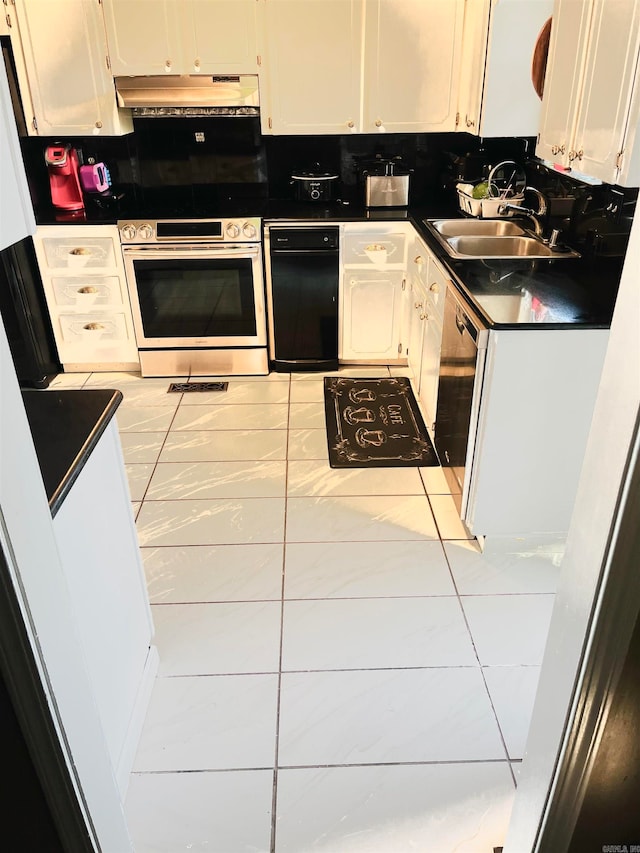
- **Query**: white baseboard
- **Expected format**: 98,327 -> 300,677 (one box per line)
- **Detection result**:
115,645 -> 159,800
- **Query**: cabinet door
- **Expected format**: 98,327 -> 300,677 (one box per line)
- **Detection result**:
573,0 -> 640,183
183,0 -> 259,74
418,311 -> 443,433
407,278 -> 427,388
456,0 -> 491,133
262,0 -> 363,134
102,0 -> 182,75
363,0 -> 464,133
536,0 -> 593,166
0,54 -> 34,249
14,0 -> 132,136
341,270 -> 404,361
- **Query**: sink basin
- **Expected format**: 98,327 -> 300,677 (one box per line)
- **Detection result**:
423,219 -> 580,259
429,218 -> 528,237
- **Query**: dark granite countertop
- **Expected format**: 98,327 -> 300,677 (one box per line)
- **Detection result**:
33,197 -> 622,330
22,389 -> 123,517
410,215 -> 622,330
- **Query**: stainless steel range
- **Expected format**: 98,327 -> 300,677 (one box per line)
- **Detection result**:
118,218 -> 267,377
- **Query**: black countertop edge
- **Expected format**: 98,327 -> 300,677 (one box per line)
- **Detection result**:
21,389 -> 123,518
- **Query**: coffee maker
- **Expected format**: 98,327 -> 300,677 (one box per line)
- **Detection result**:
44,144 -> 84,211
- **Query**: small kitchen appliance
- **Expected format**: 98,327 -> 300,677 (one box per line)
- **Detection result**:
363,158 -> 411,208
290,165 -> 340,202
79,162 -> 111,194
44,145 -> 84,211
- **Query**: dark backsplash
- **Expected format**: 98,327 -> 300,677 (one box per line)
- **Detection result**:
19,119 -> 637,255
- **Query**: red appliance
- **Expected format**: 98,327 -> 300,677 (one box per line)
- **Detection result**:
44,145 -> 84,211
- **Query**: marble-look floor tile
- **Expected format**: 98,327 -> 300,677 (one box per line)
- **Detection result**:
429,493 -> 475,540
287,429 -> 327,461
483,665 -> 541,759
125,769 -> 273,853
281,597 -> 475,670
99,378 -> 180,407
287,459 -> 425,497
131,502 -> 141,520
146,461 -> 287,500
142,543 -> 284,603
288,402 -> 326,429
136,498 -> 286,546
179,380 -> 289,406
116,405 -> 177,433
133,674 -> 278,771
49,371 -> 90,387
275,762 -> 515,853
388,366 -> 413,378
289,380 -> 325,404
285,495 -> 439,542
290,367 -> 390,380
171,404 -> 288,431
152,601 -> 282,675
462,594 -> 555,666
283,540 -> 455,599
85,370 -> 144,386
445,540 -> 562,595
419,465 -> 451,495
278,668 -> 505,766
160,429 -> 288,462
119,432 -> 165,464
125,463 -> 155,501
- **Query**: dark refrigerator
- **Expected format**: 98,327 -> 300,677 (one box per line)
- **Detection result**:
0,236 -> 60,388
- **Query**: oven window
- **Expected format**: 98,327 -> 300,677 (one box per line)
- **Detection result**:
132,258 -> 258,338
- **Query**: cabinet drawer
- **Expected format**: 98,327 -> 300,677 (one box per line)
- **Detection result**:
343,232 -> 406,266
57,312 -> 130,344
51,276 -> 125,308
41,236 -> 116,271
424,259 -> 448,326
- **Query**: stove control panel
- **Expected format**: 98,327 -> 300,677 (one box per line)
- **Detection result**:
117,218 -> 262,244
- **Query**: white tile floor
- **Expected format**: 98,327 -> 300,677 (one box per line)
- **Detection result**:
51,368 -> 564,853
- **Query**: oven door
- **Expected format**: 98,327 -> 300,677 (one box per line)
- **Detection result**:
121,244 -> 266,348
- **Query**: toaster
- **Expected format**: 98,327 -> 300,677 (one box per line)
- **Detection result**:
364,161 -> 411,208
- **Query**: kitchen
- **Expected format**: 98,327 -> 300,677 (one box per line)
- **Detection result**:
0,0 -> 636,848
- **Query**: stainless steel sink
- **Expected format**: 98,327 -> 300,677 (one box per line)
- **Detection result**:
430,218 -> 528,238
423,219 -> 580,259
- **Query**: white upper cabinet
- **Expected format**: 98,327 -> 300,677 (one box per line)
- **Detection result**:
261,0 -> 363,134
262,0 -> 464,135
363,0 -> 464,134
101,0 -> 182,76
537,0 -> 640,186
102,0 -> 259,76
457,0 -> 554,137
185,0 -> 260,74
11,0 -> 132,136
0,55 -> 34,250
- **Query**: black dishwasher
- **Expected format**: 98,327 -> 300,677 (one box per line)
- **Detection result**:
265,225 -> 339,372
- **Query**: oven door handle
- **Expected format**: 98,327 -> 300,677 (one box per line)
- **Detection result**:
121,244 -> 260,258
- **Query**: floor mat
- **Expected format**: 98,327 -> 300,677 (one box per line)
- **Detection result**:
324,377 -> 439,468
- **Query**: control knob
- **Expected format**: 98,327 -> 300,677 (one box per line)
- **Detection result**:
242,222 -> 257,239
120,224 -> 136,241
310,189 -> 321,200
137,224 -> 154,240
226,222 -> 240,238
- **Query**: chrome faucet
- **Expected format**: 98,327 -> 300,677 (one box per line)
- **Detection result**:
498,186 -> 548,237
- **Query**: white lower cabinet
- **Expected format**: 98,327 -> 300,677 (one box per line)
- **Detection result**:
464,327 -> 609,536
33,225 -> 139,372
340,223 -> 409,363
341,270 -> 405,361
52,419 -> 156,795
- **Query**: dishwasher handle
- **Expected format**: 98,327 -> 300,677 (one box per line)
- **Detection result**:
454,304 -> 479,344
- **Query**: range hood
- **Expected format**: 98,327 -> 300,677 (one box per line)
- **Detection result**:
114,74 -> 259,117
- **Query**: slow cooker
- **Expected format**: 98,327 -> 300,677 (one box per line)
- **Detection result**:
290,167 -> 340,202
